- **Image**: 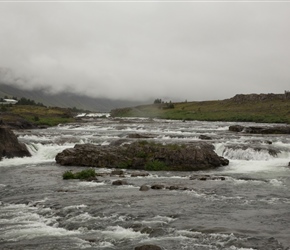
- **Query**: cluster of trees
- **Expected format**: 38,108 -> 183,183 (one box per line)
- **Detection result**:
153,98 -> 174,109
16,97 -> 45,107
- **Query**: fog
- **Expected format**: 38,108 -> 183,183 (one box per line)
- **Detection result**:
0,2 -> 289,102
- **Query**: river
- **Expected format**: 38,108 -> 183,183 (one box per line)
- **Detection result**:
0,118 -> 290,250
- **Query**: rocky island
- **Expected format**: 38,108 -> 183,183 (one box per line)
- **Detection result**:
55,141 -> 229,171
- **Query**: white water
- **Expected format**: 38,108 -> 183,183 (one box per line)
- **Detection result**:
1,118 -> 290,250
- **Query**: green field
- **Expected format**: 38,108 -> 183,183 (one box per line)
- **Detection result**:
111,98 -> 290,124
1,105 -> 75,127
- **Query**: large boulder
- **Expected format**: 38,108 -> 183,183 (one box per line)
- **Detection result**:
55,141 -> 229,171
0,127 -> 31,160
0,113 -> 36,129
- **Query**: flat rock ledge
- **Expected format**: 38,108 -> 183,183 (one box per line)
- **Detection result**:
55,141 -> 229,171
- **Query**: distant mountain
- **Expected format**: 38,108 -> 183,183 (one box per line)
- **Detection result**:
0,83 -> 147,112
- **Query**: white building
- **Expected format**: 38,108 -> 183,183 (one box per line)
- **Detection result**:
0,99 -> 18,105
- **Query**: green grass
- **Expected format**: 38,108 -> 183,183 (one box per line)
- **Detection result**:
111,99 -> 290,124
1,105 -> 75,126
145,160 -> 169,171
63,169 -> 96,180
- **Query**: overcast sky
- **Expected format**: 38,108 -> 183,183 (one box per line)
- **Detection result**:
0,1 -> 290,102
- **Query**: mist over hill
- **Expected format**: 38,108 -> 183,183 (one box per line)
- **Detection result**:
0,83 -> 147,112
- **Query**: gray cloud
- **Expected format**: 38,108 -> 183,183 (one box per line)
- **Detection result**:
0,2 -> 290,102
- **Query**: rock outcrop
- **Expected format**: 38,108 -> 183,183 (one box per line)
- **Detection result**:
0,127 -> 31,160
230,93 -> 289,103
55,141 -> 229,171
229,125 -> 290,134
0,113 -> 36,129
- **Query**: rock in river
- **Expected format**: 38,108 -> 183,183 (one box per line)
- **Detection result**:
55,141 -> 229,171
229,125 -> 290,134
0,127 -> 31,160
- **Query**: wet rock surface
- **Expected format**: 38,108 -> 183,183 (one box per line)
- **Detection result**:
55,141 -> 229,171
0,127 -> 31,160
135,245 -> 162,250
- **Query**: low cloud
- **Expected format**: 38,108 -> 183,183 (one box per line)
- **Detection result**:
0,2 -> 290,102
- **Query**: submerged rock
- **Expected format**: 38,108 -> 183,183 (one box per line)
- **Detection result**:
131,171 -> 150,177
110,170 -> 124,176
151,184 -> 165,190
135,245 -> 162,250
55,141 -> 229,171
112,179 -> 128,185
127,133 -> 154,139
0,127 -> 31,160
229,125 -> 290,134
190,175 -> 226,181
199,134 -> 212,140
139,185 -> 150,191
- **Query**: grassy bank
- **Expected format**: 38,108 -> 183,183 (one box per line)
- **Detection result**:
1,105 -> 75,127
111,98 -> 290,124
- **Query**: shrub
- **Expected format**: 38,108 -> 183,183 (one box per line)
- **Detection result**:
74,169 -> 96,179
63,171 -> 75,179
136,151 -> 147,158
62,169 -> 96,180
145,160 -> 168,171
117,160 -> 132,169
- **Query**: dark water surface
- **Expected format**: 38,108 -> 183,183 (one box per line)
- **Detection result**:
1,118 -> 290,250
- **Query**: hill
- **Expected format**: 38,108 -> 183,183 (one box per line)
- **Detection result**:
0,83 -> 146,112
111,92 -> 290,124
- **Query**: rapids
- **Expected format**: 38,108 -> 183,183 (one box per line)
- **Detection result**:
0,118 -> 290,250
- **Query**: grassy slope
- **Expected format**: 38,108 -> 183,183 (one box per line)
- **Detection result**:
111,98 -> 290,124
1,105 -> 75,126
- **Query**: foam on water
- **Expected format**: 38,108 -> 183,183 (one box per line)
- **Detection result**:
139,229 -> 257,250
100,225 -> 147,240
0,143 -> 74,167
0,203 -> 80,241
141,215 -> 176,226
77,181 -> 107,187
63,204 -> 88,211
221,159 -> 290,174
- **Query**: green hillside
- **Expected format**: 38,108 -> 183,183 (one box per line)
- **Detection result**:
1,105 -> 75,127
111,94 -> 290,124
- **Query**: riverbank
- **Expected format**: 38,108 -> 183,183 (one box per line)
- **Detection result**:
111,93 -> 290,124
0,105 -> 76,128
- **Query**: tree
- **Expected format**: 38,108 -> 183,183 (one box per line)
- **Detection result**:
153,98 -> 162,104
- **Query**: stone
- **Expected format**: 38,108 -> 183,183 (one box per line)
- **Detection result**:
139,185 -> 150,191
135,245 -> 162,250
190,175 -> 226,181
229,125 -> 245,132
0,127 -> 31,160
151,184 -> 165,190
112,179 -> 128,185
111,170 -> 124,176
199,134 -> 212,140
127,133 -> 154,139
167,185 -> 180,190
131,171 -> 150,177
